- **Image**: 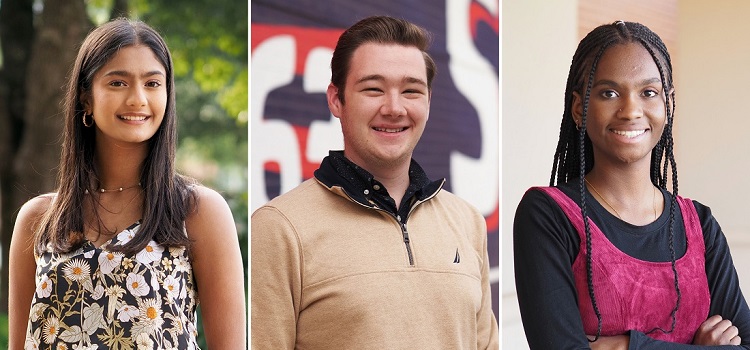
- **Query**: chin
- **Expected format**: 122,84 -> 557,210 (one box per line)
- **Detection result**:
375,152 -> 412,166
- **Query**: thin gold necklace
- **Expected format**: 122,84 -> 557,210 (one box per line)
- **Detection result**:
584,178 -> 657,221
96,189 -> 142,215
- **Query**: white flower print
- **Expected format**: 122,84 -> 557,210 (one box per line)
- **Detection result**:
130,298 -> 165,339
42,316 -> 60,344
163,275 -> 180,300
116,227 -> 136,245
188,320 -> 197,338
72,344 -> 98,350
36,274 -> 52,298
106,285 -> 126,319
62,259 -> 91,282
29,303 -> 48,322
126,272 -> 149,296
25,340 -> 40,350
174,255 -> 190,273
24,329 -> 40,350
29,221 -> 200,349
91,284 -> 105,300
169,245 -> 186,257
105,285 -> 126,298
136,333 -> 154,350
161,256 -> 173,271
97,251 -> 124,275
117,304 -> 139,322
138,297 -> 164,327
121,257 -> 134,270
136,240 -> 164,264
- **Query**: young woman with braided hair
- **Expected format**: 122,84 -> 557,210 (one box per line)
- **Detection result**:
514,21 -> 750,349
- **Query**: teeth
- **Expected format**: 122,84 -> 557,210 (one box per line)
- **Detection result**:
612,129 -> 645,138
374,127 -> 405,133
120,115 -> 147,121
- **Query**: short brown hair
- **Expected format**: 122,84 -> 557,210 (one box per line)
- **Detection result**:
330,15 -> 437,103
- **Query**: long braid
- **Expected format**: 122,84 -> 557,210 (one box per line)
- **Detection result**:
579,40 -> 616,341
637,36 -> 683,336
550,21 -> 681,341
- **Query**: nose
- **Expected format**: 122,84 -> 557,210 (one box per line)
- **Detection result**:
380,91 -> 406,117
617,94 -> 643,119
127,86 -> 147,107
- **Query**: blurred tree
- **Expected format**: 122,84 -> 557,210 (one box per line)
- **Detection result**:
0,0 -> 91,314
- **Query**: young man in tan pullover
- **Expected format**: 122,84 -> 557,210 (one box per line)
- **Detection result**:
251,15 -> 499,349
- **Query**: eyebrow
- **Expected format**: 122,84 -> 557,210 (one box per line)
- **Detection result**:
355,74 -> 427,86
102,70 -> 166,78
592,77 -> 662,88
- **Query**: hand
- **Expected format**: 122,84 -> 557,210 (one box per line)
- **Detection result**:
693,315 -> 741,345
588,334 -> 629,350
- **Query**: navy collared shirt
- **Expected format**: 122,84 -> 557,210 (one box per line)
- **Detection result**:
314,150 -> 443,223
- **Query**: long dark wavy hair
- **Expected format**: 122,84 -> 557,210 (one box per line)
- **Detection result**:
35,18 -> 195,256
549,21 -> 680,341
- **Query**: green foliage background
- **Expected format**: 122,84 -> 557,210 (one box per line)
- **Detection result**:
137,2 -> 249,348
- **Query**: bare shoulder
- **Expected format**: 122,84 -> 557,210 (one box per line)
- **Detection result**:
185,185 -> 236,239
19,193 -> 55,216
15,194 -> 55,233
12,193 -> 55,252
188,185 -> 232,218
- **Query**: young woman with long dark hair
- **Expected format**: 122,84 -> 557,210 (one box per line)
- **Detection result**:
9,18 -> 246,349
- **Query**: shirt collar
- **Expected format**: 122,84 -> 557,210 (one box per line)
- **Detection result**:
314,150 -> 442,210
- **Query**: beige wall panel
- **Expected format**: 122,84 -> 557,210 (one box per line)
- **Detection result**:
677,1 -> 750,284
502,1 -> 577,348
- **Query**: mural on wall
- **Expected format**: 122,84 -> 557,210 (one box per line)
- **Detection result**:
251,0 -> 499,316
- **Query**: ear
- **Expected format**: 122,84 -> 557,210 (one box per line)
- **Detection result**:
326,83 -> 343,119
571,91 -> 583,127
80,90 -> 92,114
426,90 -> 432,120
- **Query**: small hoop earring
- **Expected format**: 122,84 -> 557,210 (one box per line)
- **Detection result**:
83,113 -> 93,127
575,123 -> 581,131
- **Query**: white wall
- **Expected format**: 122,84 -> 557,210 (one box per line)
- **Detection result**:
501,0 -> 577,347
676,1 -> 750,243
676,0 -> 750,313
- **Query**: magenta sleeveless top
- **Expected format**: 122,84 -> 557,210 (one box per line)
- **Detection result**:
536,186 -> 710,343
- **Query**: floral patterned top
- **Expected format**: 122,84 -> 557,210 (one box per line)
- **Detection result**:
25,222 -> 200,350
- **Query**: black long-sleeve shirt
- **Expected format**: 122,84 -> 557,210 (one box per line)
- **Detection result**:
513,180 -> 750,349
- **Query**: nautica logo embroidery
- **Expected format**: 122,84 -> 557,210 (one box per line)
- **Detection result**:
453,249 -> 460,263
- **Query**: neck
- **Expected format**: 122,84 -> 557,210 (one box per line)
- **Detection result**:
586,162 -> 653,195
345,152 -> 412,209
93,138 -> 148,189
585,160 -> 663,225
371,167 -> 411,208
